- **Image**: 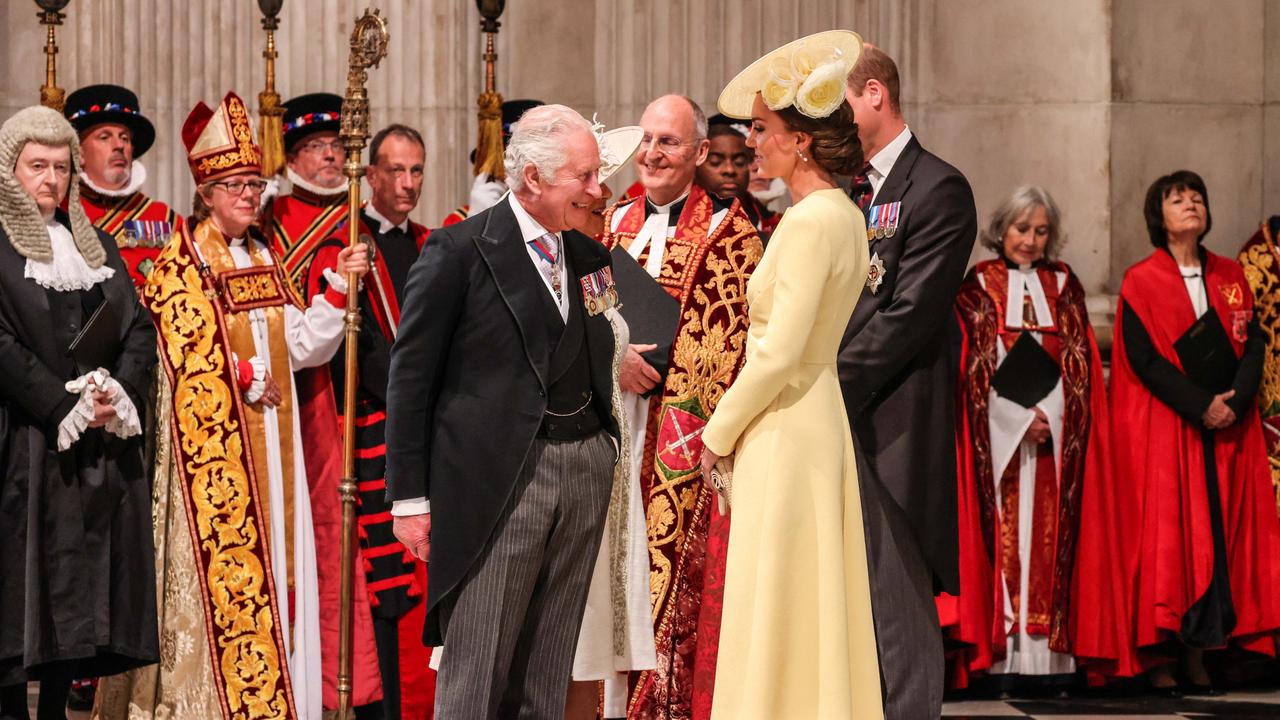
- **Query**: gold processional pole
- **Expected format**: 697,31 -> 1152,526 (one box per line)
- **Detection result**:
35,0 -> 71,111
472,0 -> 506,180
336,8 -> 388,719
257,0 -> 287,177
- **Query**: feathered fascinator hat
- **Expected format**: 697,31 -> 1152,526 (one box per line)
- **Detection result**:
718,30 -> 864,120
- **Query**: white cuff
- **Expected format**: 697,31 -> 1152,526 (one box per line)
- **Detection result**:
323,267 -> 350,295
244,356 -> 268,404
391,497 -> 430,516
56,391 -> 96,451
103,377 -> 142,440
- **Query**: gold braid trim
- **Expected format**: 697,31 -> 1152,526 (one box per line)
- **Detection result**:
144,224 -> 294,719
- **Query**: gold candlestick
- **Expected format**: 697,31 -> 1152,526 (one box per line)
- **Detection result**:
257,0 -> 286,176
472,0 -> 506,179
35,0 -> 71,111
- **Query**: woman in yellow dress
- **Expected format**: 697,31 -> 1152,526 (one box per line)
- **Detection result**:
700,31 -> 884,719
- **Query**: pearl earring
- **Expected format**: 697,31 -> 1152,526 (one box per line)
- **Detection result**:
797,149 -> 808,162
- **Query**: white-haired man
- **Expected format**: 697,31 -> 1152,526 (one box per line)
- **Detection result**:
387,104 -> 625,716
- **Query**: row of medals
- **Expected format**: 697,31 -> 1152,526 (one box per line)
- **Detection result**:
866,218 -> 897,241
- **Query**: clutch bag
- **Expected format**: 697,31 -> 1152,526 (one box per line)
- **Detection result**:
710,455 -> 734,514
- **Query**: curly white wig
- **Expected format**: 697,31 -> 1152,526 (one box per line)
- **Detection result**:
0,105 -> 104,268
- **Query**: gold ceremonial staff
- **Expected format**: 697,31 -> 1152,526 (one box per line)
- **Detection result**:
337,8 -> 389,718
35,0 -> 71,111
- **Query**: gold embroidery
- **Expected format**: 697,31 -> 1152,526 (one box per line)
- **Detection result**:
197,97 -> 263,177
144,230 -> 292,718
1239,238 -> 1280,517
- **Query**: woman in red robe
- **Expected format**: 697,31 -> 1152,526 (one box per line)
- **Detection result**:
1111,170 -> 1280,694
945,187 -> 1134,688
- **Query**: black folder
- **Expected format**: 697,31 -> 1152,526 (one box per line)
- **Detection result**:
990,332 -> 1062,408
1173,310 -> 1238,394
610,245 -> 680,394
68,299 -> 120,374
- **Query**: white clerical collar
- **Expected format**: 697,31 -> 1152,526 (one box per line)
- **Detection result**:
867,125 -> 913,180
508,192 -> 559,244
365,201 -> 409,234
79,160 -> 147,198
286,166 -> 348,198
645,189 -> 690,215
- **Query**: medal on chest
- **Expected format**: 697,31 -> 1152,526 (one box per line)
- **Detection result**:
866,201 -> 901,242
580,266 -> 618,316
867,252 -> 886,294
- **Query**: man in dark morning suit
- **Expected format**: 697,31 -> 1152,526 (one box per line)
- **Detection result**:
386,104 -> 623,718
839,46 -> 978,720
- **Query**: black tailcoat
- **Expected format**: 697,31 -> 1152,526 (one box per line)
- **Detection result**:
838,136 -> 977,593
384,198 -> 618,645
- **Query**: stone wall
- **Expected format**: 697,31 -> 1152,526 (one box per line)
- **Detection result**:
1,0 -> 1276,306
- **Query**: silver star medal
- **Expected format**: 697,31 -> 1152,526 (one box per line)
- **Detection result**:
867,252 -> 886,294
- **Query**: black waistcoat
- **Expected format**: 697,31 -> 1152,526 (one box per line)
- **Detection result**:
535,272 -> 600,436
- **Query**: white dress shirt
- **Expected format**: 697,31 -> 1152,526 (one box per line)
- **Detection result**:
364,201 -> 410,235
866,125 -> 914,205
390,193 -> 569,517
1180,264 -> 1209,318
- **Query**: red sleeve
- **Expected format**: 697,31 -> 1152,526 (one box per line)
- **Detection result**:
236,359 -> 255,391
305,243 -> 345,303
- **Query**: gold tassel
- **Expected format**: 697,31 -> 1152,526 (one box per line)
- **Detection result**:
473,91 -> 505,180
259,97 -> 285,177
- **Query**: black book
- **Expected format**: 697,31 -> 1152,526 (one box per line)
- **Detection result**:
610,245 -> 680,395
1173,310 -> 1238,394
991,332 -> 1062,408
68,299 -> 120,374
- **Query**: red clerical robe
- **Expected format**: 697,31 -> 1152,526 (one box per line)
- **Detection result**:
943,259 -> 1135,685
307,212 -> 436,719
268,187 -> 349,296
74,185 -> 180,288
1111,249 -> 1280,665
600,186 -> 761,720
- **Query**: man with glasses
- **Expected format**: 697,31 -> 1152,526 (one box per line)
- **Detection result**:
63,84 -> 182,289
307,124 -> 435,719
599,94 -> 762,718
268,92 -> 351,295
96,90 -> 382,719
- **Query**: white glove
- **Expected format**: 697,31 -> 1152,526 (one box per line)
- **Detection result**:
468,174 -> 507,215
58,369 -> 142,450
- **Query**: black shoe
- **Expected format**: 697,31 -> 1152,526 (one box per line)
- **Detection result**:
1146,678 -> 1183,699
66,683 -> 95,712
1182,680 -> 1225,697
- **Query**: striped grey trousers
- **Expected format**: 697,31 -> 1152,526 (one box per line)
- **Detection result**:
434,431 -> 615,719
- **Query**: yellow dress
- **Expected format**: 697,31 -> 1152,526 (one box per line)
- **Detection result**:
702,188 -> 882,719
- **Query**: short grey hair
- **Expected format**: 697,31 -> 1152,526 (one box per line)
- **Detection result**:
681,95 -> 708,140
980,185 -> 1065,259
504,104 -> 595,191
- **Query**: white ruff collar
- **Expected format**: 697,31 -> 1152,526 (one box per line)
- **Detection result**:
25,218 -> 114,291
79,160 -> 147,198
286,167 -> 348,198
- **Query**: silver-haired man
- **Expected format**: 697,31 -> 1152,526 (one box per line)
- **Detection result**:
387,104 -> 625,716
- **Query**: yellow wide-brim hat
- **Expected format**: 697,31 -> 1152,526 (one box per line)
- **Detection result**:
598,125 -> 644,183
718,30 -> 864,120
